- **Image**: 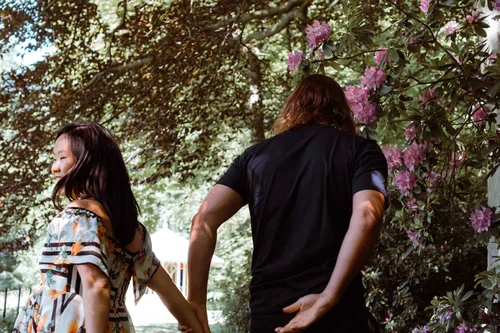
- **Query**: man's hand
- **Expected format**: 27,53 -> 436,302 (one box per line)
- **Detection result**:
275,294 -> 336,333
178,301 -> 211,333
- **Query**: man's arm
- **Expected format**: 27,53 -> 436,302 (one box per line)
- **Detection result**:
186,184 -> 245,331
276,189 -> 385,333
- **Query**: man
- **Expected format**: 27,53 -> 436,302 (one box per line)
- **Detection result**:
185,74 -> 387,333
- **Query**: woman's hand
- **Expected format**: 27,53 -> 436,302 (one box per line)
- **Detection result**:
177,300 -> 211,333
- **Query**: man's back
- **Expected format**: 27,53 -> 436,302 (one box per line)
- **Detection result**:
218,123 -> 387,315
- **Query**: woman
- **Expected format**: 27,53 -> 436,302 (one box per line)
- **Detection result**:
13,122 -> 203,333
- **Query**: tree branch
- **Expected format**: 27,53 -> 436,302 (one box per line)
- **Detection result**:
82,57 -> 153,90
107,0 -> 128,60
50,11 -> 81,81
205,0 -> 309,31
243,6 -> 303,43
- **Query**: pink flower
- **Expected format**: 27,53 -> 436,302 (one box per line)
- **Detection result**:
419,87 -> 438,105
420,0 -> 435,14
444,21 -> 461,36
375,48 -> 390,65
406,230 -> 420,246
345,85 -> 377,124
403,142 -> 427,171
470,206 -> 493,232
450,151 -> 466,169
466,10 -> 480,23
382,146 -> 402,171
407,197 -> 421,212
426,138 -> 435,152
455,324 -> 468,333
409,37 -> 423,46
394,171 -> 417,196
287,51 -> 304,73
404,122 -> 419,141
472,104 -> 490,124
360,67 -> 386,90
494,0 -> 500,11
426,171 -> 439,188
488,53 -> 498,64
305,20 -> 332,49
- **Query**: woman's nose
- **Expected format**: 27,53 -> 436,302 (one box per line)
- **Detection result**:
51,161 -> 59,175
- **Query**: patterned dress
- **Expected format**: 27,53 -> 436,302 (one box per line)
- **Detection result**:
12,207 -> 160,333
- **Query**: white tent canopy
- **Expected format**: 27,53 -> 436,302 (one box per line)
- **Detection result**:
151,227 -> 224,267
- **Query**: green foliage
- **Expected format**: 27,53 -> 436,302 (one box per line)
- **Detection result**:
0,309 -> 19,333
213,218 -> 252,333
290,0 -> 500,331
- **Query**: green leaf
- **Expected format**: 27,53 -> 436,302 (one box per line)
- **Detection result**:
388,49 -> 399,62
474,25 -> 487,38
323,41 -> 335,58
488,81 -> 500,98
317,64 -> 325,75
328,0 -> 339,9
379,84 -> 391,95
460,290 -> 473,302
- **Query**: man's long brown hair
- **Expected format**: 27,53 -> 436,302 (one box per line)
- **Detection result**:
273,74 -> 356,134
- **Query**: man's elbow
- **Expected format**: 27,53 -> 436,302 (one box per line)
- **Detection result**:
191,211 -> 216,239
352,204 -> 383,232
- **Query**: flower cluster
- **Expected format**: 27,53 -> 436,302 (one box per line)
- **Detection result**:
360,67 -> 386,90
382,146 -> 402,171
404,122 -> 419,141
287,51 -> 304,73
407,197 -> 421,212
419,87 -> 438,105
450,152 -> 466,169
412,326 -> 430,333
394,171 -> 417,196
444,21 -> 461,36
425,171 -> 439,189
466,10 -> 480,23
403,142 -> 427,171
455,323 -> 478,333
472,104 -> 489,124
406,229 -> 420,246
374,47 -> 390,65
470,206 -> 493,232
287,21 -> 332,72
345,85 -> 377,124
494,0 -> 500,11
305,20 -> 332,49
419,0 -> 435,14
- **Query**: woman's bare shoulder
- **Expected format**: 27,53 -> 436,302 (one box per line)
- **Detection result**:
67,199 -> 111,225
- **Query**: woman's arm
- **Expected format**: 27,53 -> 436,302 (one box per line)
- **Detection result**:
147,265 -> 204,333
76,263 -> 110,332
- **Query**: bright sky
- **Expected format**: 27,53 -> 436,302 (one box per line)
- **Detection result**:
0,40 -> 55,73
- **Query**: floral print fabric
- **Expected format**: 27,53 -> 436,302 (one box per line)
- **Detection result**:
13,207 -> 160,333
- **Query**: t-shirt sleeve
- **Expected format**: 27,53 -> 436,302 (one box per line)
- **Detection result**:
352,139 -> 389,208
216,153 -> 249,203
42,209 -> 109,277
132,224 -> 160,304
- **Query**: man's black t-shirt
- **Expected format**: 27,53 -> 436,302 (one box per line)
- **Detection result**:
217,124 -> 388,320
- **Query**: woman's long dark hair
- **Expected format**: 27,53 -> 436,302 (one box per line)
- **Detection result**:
52,122 -> 139,246
273,74 -> 356,134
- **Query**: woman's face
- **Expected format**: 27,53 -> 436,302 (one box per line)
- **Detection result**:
51,134 -> 75,181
